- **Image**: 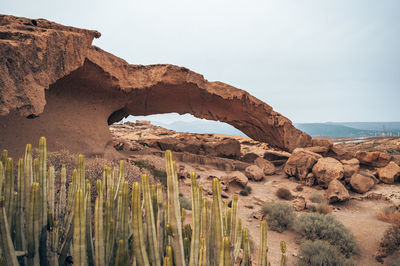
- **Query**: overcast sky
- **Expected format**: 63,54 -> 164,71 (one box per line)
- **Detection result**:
3,0 -> 400,123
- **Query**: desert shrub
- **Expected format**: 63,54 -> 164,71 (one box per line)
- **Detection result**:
294,213 -> 358,257
387,255 -> 400,266
313,202 -> 332,214
297,240 -> 354,266
179,194 -> 192,210
295,185 -> 304,191
276,187 -> 292,200
309,191 -> 324,203
377,206 -> 400,226
378,226 -> 400,258
239,185 -> 252,196
262,202 -> 296,233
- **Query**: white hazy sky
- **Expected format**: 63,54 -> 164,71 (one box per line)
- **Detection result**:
3,0 -> 400,123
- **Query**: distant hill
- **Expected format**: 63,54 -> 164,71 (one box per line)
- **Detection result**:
295,122 -> 400,137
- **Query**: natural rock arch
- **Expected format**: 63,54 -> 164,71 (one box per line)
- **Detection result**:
0,15 -> 312,157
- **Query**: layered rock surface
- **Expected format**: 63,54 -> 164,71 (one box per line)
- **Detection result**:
0,14 -> 312,156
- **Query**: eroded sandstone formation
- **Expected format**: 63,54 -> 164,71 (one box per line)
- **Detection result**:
0,14 -> 312,157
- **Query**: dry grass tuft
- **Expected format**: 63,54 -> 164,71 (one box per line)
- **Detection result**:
377,206 -> 400,226
276,187 -> 292,200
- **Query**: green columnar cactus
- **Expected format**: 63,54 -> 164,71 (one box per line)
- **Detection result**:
15,158 -> 27,259
233,219 -> 242,263
241,228 -> 251,266
77,154 -> 85,193
27,182 -> 40,266
85,181 -> 94,266
189,172 -> 201,266
5,157 -> 14,226
156,183 -> 164,259
73,189 -> 87,266
115,239 -> 128,266
1,149 -> 7,165
258,220 -> 268,266
210,178 -> 223,266
94,180 -> 105,266
0,162 -> 3,199
219,236 -> 232,266
198,237 -> 207,266
39,136 -> 47,230
165,150 -> 185,266
49,220 -> 59,266
230,195 -> 238,244
58,164 -> 67,222
132,182 -> 150,265
24,144 -> 33,221
33,158 -> 39,183
142,174 -> 161,266
165,245 -> 173,266
48,166 -> 55,230
0,197 -> 19,266
280,241 -> 287,266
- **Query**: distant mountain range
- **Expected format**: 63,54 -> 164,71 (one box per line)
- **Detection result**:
294,122 -> 400,137
125,117 -> 400,138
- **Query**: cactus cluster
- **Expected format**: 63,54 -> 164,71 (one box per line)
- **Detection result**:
0,137 -> 288,265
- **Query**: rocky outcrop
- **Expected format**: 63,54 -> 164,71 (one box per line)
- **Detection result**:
326,180 -> 350,203
284,148 -> 322,180
0,14 -> 312,157
377,161 -> 400,184
350,173 -> 375,193
355,151 -> 392,168
312,157 -> 344,187
254,157 -> 275,175
220,172 -> 248,188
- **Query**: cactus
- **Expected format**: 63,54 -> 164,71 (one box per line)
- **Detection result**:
233,218 -> 242,262
15,158 -> 27,265
1,149 -> 8,165
258,220 -> 268,266
4,157 -> 14,227
94,180 -> 105,266
210,178 -> 223,265
73,189 -> 87,266
0,196 -> 19,266
85,181 -> 95,266
165,150 -> 186,266
280,241 -> 287,266
27,182 -> 41,266
58,164 -> 67,222
219,236 -> 232,266
241,228 -> 251,266
189,172 -> 201,266
142,174 -> 161,266
132,182 -> 150,265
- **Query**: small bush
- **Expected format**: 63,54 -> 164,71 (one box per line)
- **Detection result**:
239,186 -> 252,196
377,206 -> 400,226
314,202 -> 332,214
179,195 -> 192,210
297,240 -> 354,266
309,192 -> 324,203
133,160 -> 167,185
262,202 -> 296,233
377,226 -> 400,258
294,213 -> 358,257
276,187 -> 292,200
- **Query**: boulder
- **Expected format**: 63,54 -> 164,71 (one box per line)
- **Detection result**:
312,157 -> 344,187
241,152 -> 260,163
350,173 -> 375,193
326,180 -> 350,203
263,150 -> 291,166
284,148 -> 322,179
306,139 -> 333,155
220,171 -> 248,188
341,158 -> 360,179
245,165 -> 264,181
254,157 -> 276,175
302,173 -> 316,187
377,161 -> 400,184
355,151 -> 392,168
203,138 -> 241,159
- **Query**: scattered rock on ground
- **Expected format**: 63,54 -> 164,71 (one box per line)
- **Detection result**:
284,148 -> 322,179
355,151 -> 392,168
245,165 -> 264,181
326,179 -> 350,203
350,173 -> 375,193
220,171 -> 249,188
254,157 -> 276,175
377,161 -> 400,184
341,158 -> 360,179
312,157 -> 344,187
